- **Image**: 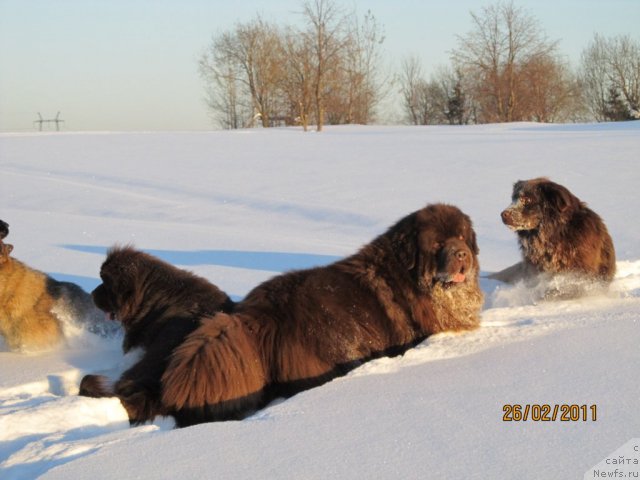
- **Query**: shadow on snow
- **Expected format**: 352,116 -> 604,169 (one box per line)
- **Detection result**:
60,245 -> 341,273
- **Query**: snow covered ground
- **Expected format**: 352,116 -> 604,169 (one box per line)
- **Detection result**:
0,122 -> 638,479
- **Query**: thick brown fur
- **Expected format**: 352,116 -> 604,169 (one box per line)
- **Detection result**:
78,246 -> 235,424
0,241 -> 106,351
0,242 -> 61,350
490,178 -> 616,288
161,203 -> 483,427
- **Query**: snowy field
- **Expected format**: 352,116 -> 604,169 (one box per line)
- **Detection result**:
0,122 -> 639,479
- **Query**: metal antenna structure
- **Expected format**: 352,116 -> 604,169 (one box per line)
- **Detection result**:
34,112 -> 65,131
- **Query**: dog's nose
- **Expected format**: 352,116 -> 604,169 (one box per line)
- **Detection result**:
501,210 -> 510,223
455,249 -> 468,261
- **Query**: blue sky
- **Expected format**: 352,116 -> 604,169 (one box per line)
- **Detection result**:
0,0 -> 638,131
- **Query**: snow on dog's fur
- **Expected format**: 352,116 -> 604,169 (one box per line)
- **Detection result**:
490,178 -> 615,299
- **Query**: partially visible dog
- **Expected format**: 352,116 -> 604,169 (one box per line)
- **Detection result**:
0,220 -> 8,239
79,247 -> 235,423
0,240 -> 111,352
490,178 -> 616,295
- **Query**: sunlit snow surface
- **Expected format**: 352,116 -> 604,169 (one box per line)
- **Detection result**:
1,123 -> 639,479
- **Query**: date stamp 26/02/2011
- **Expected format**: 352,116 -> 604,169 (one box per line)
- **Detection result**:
502,404 -> 597,422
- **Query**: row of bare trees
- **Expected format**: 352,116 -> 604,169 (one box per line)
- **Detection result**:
449,2 -> 581,123
400,2 -> 639,126
200,0 -> 639,129
199,0 -> 385,131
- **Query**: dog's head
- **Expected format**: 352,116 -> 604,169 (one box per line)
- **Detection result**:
92,246 -> 233,335
393,204 -> 479,292
92,246 -> 148,327
0,242 -> 14,265
501,178 -> 582,231
0,220 -> 8,240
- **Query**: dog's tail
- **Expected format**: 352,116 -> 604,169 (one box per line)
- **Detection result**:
161,313 -> 266,427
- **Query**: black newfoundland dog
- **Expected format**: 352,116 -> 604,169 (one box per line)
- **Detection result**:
490,178 -> 616,290
81,204 -> 483,427
79,247 -> 235,422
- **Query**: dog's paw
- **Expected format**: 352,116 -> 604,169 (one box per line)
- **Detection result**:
79,374 -> 113,398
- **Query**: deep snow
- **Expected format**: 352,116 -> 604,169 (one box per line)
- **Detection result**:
0,122 -> 639,479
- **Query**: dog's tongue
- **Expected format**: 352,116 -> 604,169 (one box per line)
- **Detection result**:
452,272 -> 466,283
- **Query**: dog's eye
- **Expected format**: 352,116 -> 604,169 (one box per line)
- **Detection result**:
522,196 -> 532,205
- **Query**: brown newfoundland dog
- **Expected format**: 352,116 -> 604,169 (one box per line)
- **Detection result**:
489,178 -> 616,291
79,247 -> 235,422
156,203 -> 481,427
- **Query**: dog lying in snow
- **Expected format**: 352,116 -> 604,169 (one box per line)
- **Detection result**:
0,222 -> 118,351
489,178 -> 615,298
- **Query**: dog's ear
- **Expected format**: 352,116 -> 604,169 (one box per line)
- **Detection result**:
416,229 -> 440,292
415,249 -> 436,293
390,214 -> 417,271
0,242 -> 14,264
389,213 -> 434,291
468,226 -> 480,255
540,181 -> 580,215
512,180 -> 525,199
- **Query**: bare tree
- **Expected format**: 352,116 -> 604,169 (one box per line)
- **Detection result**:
581,34 -> 640,121
580,36 -> 609,121
200,2 -> 388,130
451,1 -> 557,123
301,0 -> 348,131
609,35 -> 640,117
235,18 -> 285,127
520,56 -> 584,122
199,35 -> 250,129
399,56 -> 425,125
400,59 -> 472,125
200,17 -> 285,128
342,10 -> 386,124
282,27 -> 315,131
432,66 -> 472,125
